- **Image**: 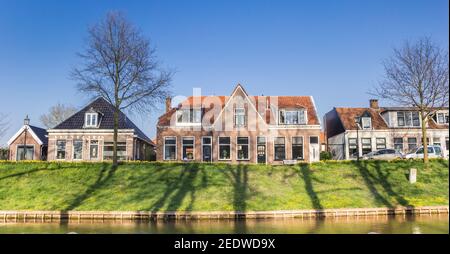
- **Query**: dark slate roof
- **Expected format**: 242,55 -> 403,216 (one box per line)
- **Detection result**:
29,125 -> 48,145
53,97 -> 152,144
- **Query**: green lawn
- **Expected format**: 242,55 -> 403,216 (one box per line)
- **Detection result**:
0,160 -> 448,211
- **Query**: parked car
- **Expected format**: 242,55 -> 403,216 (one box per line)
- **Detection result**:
362,149 -> 404,160
404,145 -> 444,159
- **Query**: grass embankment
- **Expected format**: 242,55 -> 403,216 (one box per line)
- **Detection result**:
0,160 -> 448,211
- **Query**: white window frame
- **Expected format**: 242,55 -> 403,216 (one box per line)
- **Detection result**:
376,138 -> 386,150
201,136 -> 213,162
398,111 -> 421,127
256,136 -> 267,164
437,112 -> 449,124
85,113 -> 98,128
163,136 -> 177,161
361,117 -> 372,129
273,136 -> 286,161
218,136 -> 231,161
72,139 -> 83,160
234,108 -> 246,127
55,139 -> 67,160
89,140 -> 100,160
236,136 -> 250,161
278,109 -> 307,125
292,136 -> 305,160
16,144 -> 35,161
176,108 -> 202,126
182,136 -> 195,161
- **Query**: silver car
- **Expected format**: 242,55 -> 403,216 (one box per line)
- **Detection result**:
363,149 -> 404,160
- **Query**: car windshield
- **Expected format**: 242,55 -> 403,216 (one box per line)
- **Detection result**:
416,147 -> 434,154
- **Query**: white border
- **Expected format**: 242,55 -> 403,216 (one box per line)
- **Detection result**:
181,136 -> 195,161
201,136 -> 212,162
218,136 -> 231,161
163,136 -> 177,161
256,136 -> 267,164
236,136 -> 250,161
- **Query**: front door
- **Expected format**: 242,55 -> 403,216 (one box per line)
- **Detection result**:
202,145 -> 212,162
309,136 -> 320,162
257,145 -> 266,163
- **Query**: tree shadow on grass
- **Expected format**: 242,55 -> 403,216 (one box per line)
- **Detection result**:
220,163 -> 250,233
148,163 -> 209,213
299,164 -> 323,210
355,161 -> 410,208
63,163 -> 117,211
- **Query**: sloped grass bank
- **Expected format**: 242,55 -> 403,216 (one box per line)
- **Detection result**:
0,160 -> 447,211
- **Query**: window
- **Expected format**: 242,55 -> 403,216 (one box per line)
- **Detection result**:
182,137 -> 194,160
407,137 -> 417,151
219,137 -> 231,160
274,137 -> 286,161
433,137 -> 441,147
56,140 -> 66,159
234,108 -> 246,127
376,138 -> 386,150
176,108 -> 202,124
435,146 -> 442,156
90,140 -> 98,159
397,112 -> 420,127
437,112 -> 449,124
394,138 -> 403,152
237,137 -> 249,160
397,112 -> 405,126
73,140 -> 83,160
361,138 -> 372,155
348,138 -> 358,158
202,137 -> 212,162
85,113 -> 98,127
279,110 -> 306,125
16,145 -> 34,160
103,142 -> 127,161
292,137 -> 304,160
164,137 -> 176,160
361,117 -> 372,129
446,137 -> 449,151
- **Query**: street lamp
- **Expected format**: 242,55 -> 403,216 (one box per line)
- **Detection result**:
354,116 -> 361,162
22,115 -> 30,160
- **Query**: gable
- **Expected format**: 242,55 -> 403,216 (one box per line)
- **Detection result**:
7,125 -> 47,146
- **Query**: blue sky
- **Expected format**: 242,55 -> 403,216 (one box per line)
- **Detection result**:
0,0 -> 448,145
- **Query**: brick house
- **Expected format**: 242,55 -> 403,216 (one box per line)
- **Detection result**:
156,84 -> 322,163
47,97 -> 154,161
7,116 -> 48,161
324,99 -> 449,160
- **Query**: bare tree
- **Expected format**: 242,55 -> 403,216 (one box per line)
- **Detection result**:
372,37 -> 449,164
40,103 -> 78,128
72,11 -> 172,166
0,113 -> 8,140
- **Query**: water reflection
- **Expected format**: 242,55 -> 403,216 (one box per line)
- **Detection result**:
0,214 -> 447,234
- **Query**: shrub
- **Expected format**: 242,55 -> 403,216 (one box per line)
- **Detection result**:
320,151 -> 332,161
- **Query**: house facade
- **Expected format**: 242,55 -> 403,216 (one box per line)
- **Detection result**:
7,116 -> 48,161
46,97 -> 154,161
156,84 -> 322,163
324,99 -> 449,160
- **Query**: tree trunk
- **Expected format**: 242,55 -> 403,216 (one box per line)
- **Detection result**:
421,111 -> 428,164
113,107 -> 119,167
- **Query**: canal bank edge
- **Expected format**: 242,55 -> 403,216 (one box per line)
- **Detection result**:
0,206 -> 448,222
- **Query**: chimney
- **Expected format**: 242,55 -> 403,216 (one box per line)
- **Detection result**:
369,99 -> 379,109
165,97 -> 172,112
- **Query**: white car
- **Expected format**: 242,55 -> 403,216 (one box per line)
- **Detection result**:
362,149 -> 404,160
404,145 -> 444,159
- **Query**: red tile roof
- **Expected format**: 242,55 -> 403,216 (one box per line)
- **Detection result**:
334,107 -> 448,130
158,95 -> 320,126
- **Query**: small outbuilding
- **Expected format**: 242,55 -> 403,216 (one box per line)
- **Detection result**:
7,116 -> 48,161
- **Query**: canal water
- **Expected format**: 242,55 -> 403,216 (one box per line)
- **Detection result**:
0,214 -> 447,234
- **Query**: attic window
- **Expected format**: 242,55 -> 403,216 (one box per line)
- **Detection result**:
85,113 -> 98,128
361,117 -> 372,129
279,109 -> 307,125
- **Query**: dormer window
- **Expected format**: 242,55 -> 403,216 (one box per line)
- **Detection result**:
85,113 -> 98,128
397,112 -> 420,127
279,109 -> 307,125
176,108 -> 201,124
361,117 -> 372,129
437,112 -> 449,124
